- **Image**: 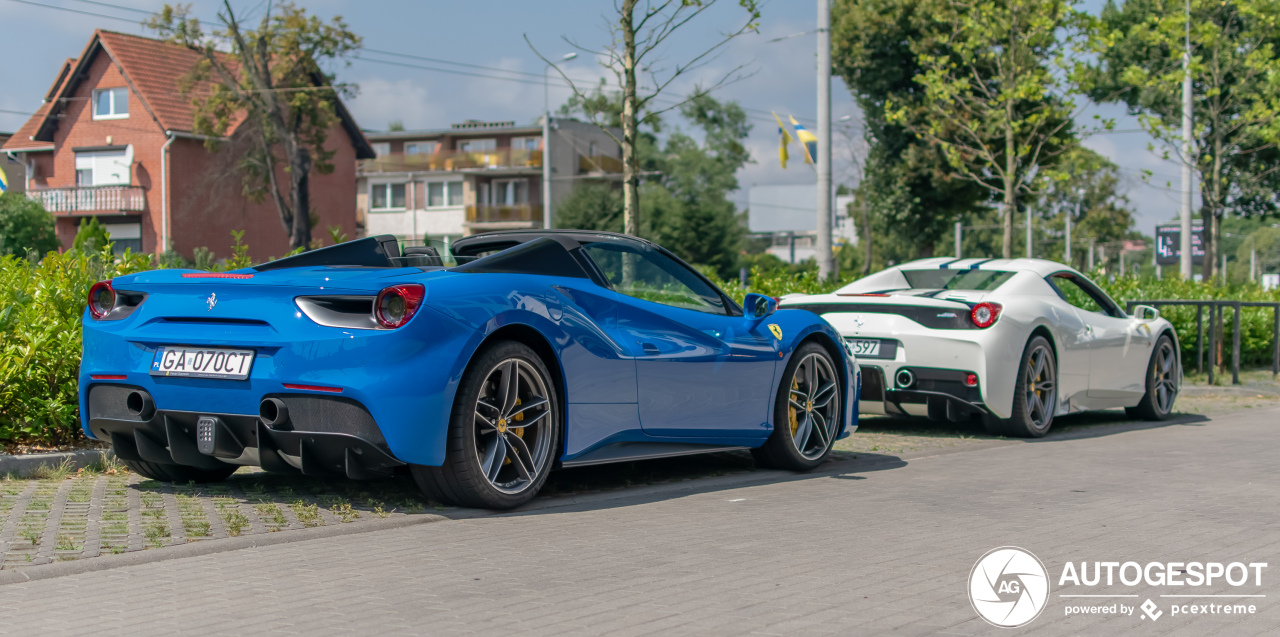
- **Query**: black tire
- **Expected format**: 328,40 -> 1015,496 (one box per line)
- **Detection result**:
123,459 -> 237,483
753,343 -> 842,471
984,336 -> 1057,438
411,341 -> 560,510
1126,334 -> 1179,421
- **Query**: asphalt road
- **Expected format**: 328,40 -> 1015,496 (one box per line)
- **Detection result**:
2,407 -> 1278,636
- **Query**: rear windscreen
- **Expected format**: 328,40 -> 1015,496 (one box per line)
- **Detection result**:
901,269 -> 1014,291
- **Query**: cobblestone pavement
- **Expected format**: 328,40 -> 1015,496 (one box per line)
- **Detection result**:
1,407 -> 1278,636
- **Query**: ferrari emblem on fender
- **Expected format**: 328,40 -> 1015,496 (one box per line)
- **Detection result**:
206,293 -> 217,311
768,324 -> 783,340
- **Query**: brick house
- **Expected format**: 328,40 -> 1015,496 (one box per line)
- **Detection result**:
357,118 -> 621,245
0,30 -> 373,261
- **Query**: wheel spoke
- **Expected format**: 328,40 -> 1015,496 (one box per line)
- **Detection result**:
1032,350 -> 1046,381
508,396 -> 549,420
1160,349 -> 1174,375
789,388 -> 808,400
480,434 -> 505,482
499,361 -> 520,416
512,409 -> 549,429
504,433 -> 535,482
809,411 -> 830,448
475,411 -> 498,432
811,382 -> 837,408
789,398 -> 807,410
794,413 -> 813,450
805,357 -> 817,397
1036,380 -> 1055,392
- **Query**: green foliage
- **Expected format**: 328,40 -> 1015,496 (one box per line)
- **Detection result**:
191,247 -> 217,271
225,230 -> 252,270
0,195 -> 59,259
0,248 -> 152,445
72,217 -> 112,254
327,225 -> 349,245
556,183 -> 624,233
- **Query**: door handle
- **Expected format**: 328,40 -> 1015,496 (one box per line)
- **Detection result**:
641,342 -> 659,355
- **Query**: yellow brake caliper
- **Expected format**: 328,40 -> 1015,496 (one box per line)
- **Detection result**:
504,397 -> 525,465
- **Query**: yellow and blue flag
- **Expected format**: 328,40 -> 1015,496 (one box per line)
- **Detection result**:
0,166 -> 8,194
772,112 -> 793,169
790,115 -> 817,164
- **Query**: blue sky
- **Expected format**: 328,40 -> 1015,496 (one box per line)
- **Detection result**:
1,0 -> 1188,235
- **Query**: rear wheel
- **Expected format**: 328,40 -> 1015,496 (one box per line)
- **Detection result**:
1126,335 -> 1179,421
984,336 -> 1057,438
411,341 -> 559,510
122,459 -> 237,483
753,343 -> 841,471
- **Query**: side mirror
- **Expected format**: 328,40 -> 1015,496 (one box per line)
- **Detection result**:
744,293 -> 777,322
1133,305 -> 1160,321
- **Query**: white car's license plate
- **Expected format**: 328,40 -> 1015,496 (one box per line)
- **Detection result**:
848,339 -> 881,357
149,346 -> 255,380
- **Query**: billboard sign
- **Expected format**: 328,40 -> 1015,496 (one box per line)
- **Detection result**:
1155,223 -> 1205,266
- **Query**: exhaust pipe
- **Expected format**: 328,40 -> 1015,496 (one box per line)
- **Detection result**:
894,368 -> 916,389
125,391 -> 155,420
259,398 -> 290,429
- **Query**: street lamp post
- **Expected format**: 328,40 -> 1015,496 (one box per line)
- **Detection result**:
543,52 -> 577,230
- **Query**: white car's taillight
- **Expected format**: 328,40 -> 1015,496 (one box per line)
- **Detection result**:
970,302 -> 1001,328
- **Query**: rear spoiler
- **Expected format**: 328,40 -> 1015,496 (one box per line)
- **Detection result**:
253,235 -> 402,272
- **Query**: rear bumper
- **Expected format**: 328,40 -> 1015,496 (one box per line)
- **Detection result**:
87,383 -> 404,479
859,365 -> 988,419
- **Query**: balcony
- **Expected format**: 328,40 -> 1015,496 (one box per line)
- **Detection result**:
579,154 -> 624,174
465,204 -> 543,226
27,185 -> 146,214
361,149 -> 542,174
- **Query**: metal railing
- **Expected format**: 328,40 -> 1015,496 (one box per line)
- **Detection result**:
359,149 -> 542,173
465,204 -> 543,224
27,185 -> 146,213
1125,299 -> 1280,385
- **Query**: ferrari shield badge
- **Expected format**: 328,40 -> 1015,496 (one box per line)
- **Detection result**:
768,324 -> 783,341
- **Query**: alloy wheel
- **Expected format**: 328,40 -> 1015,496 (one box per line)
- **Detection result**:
1153,340 -> 1179,414
786,353 -> 840,460
473,359 -> 554,494
1025,345 -> 1056,429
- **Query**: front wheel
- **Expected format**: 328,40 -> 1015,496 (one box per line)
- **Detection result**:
984,336 -> 1057,438
411,341 -> 560,509
753,343 -> 841,471
1126,334 -> 1179,421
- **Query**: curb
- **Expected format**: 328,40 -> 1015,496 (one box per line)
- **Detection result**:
0,449 -> 113,479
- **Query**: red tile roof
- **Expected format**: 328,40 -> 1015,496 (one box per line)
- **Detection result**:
1,30 -> 371,157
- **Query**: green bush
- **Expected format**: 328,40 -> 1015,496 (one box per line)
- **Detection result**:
0,248 -> 152,445
0,194 -> 60,258
72,217 -> 112,253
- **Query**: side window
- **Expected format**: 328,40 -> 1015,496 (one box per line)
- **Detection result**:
582,242 -> 728,315
1049,274 -> 1116,317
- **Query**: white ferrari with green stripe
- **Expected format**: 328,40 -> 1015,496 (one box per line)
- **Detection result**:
780,258 -> 1181,437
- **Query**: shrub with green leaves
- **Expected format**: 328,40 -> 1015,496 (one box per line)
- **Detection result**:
0,248 -> 152,445
0,195 -> 60,258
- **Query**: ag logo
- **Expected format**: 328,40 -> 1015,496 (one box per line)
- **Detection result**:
969,546 -> 1050,628
768,324 -> 783,340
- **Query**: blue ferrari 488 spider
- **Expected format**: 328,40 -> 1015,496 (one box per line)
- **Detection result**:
80,231 -> 859,508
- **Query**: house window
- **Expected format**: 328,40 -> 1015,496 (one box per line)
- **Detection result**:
512,137 -> 541,151
75,148 -> 130,186
92,88 -> 128,119
427,181 -> 464,208
102,222 -> 142,255
458,139 -> 496,152
492,179 -> 528,205
406,141 -> 436,155
371,142 -> 391,157
588,141 -> 598,157
370,183 -> 406,211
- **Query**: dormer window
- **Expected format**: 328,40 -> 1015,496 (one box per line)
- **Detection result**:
93,87 -> 129,120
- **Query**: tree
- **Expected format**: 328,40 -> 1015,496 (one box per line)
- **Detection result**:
833,0 -> 990,264
73,217 -> 112,254
1088,0 -> 1280,279
556,183 -> 624,233
530,0 -> 760,238
147,2 -> 361,251
883,0 -> 1087,258
0,196 -> 60,258
1034,146 -> 1137,269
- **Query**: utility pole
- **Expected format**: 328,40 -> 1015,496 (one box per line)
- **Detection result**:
955,221 -> 963,258
543,52 -> 577,230
816,0 -> 835,280
1088,238 -> 1095,270
1179,0 -> 1194,279
1026,205 -> 1033,259
1065,214 -> 1072,265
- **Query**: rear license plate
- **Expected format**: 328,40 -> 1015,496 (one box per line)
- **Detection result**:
149,346 -> 255,380
847,339 -> 881,357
